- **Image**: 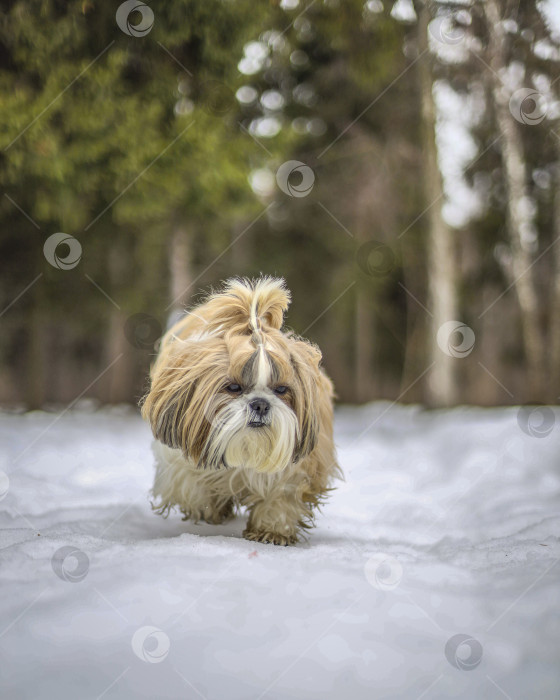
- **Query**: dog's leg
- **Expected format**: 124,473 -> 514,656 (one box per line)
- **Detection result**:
152,445 -> 234,524
180,489 -> 234,525
176,471 -> 235,524
243,487 -> 312,546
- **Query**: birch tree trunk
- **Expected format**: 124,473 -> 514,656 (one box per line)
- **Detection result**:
415,0 -> 459,406
482,0 -> 545,398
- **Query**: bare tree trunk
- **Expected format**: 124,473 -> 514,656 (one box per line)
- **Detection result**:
26,287 -> 47,409
415,0 -> 459,406
355,283 -> 374,402
230,218 -> 251,273
482,0 -> 545,399
104,307 -> 131,403
351,136 -> 399,402
400,241 -> 429,401
102,245 -> 132,403
354,183 -> 375,403
548,138 -> 560,400
168,224 -> 193,324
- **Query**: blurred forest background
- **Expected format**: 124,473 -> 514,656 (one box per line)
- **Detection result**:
1,0 -> 559,409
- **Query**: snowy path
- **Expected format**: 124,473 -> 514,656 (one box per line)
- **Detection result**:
0,403 -> 559,699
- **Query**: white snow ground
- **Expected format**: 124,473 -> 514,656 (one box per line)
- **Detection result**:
0,403 -> 559,700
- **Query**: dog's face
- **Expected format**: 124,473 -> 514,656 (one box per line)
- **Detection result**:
142,328 -> 321,473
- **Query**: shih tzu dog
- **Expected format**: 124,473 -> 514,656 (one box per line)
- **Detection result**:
141,276 -> 340,545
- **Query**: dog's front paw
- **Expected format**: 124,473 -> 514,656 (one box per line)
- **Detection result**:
181,500 -> 234,525
243,528 -> 298,546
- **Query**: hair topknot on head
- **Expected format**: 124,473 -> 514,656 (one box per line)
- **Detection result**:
202,276 -> 291,339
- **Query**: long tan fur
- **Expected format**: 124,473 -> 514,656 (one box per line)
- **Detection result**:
141,276 -> 341,545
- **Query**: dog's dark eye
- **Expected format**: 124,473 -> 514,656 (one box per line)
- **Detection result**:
226,383 -> 242,393
274,386 -> 288,395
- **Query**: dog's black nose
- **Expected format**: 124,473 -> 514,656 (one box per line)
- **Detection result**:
249,398 -> 270,416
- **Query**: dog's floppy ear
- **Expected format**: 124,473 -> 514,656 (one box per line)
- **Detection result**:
290,338 -> 322,461
140,365 -> 196,451
140,336 -> 228,457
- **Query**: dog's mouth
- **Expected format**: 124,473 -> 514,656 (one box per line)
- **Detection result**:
248,420 -> 268,428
